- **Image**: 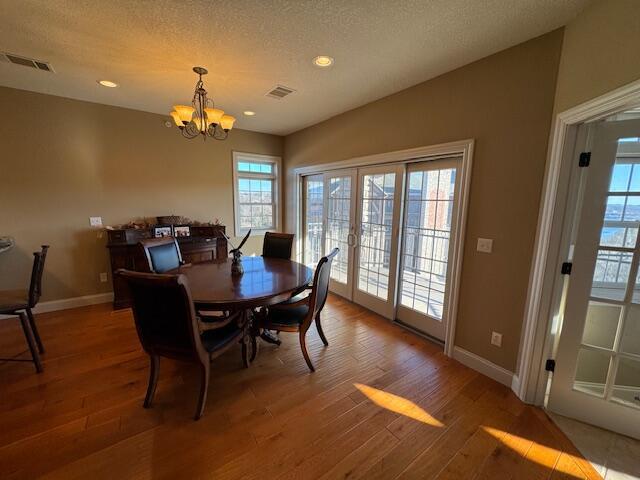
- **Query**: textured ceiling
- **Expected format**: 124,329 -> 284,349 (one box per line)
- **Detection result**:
0,0 -> 590,135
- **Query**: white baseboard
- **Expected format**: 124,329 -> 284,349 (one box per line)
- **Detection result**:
453,346 -> 515,388
511,374 -> 521,394
0,292 -> 113,319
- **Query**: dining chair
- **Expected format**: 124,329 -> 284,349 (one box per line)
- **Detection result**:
117,269 -> 253,420
140,236 -> 185,273
262,248 -> 338,372
262,232 -> 294,260
0,245 -> 49,373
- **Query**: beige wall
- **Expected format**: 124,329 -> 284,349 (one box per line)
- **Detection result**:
283,30 -> 564,371
0,87 -> 283,301
554,0 -> 640,113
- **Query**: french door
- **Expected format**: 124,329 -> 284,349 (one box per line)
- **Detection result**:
324,170 -> 357,300
548,119 -> 640,439
302,174 -> 325,269
396,159 -> 460,340
352,164 -> 404,319
302,158 -> 461,329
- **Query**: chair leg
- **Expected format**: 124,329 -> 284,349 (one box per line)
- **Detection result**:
299,331 -> 315,372
315,313 -> 329,347
143,355 -> 160,408
195,362 -> 210,420
26,308 -> 45,354
19,312 -> 42,373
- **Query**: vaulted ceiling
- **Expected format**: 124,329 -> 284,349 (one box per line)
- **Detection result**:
0,0 -> 591,135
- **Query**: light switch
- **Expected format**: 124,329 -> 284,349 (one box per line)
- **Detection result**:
90,216 -> 103,227
477,238 -> 493,253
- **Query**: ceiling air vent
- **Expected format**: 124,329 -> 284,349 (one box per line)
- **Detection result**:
265,85 -> 295,99
1,52 -> 55,72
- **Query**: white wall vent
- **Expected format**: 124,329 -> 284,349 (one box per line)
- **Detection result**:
265,85 -> 295,99
1,52 -> 55,72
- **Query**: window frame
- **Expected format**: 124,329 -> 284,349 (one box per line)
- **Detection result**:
232,151 -> 282,235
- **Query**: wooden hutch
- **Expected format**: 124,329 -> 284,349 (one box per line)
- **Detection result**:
106,223 -> 228,309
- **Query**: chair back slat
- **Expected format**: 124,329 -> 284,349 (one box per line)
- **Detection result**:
117,270 -> 207,363
308,248 -> 339,320
28,245 -> 49,307
140,237 -> 183,273
262,232 -> 294,260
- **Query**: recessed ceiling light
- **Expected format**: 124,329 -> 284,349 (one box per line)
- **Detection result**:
243,111 -> 256,116
313,56 -> 334,68
98,80 -> 118,88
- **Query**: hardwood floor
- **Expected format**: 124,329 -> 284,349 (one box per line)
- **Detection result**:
0,295 -> 602,479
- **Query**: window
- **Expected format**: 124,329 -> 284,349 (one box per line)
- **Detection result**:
233,152 -> 281,234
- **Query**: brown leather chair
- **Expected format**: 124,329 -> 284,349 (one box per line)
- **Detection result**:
117,269 -> 253,420
0,245 -> 49,373
140,237 -> 185,273
263,248 -> 338,372
262,232 -> 294,260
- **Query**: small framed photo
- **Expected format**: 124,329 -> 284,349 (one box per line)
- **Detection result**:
173,225 -> 191,238
154,225 -> 173,238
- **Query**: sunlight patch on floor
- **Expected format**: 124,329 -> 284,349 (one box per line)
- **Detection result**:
354,383 -> 444,427
483,426 -> 586,479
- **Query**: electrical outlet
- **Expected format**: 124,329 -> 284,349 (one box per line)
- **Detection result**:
491,331 -> 503,347
99,272 -> 108,283
477,238 -> 493,253
90,216 -> 103,227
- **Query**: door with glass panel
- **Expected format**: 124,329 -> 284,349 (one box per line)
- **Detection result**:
353,164 -> 404,319
324,170 -> 357,300
548,120 -> 640,439
396,158 -> 460,340
302,174 -> 325,269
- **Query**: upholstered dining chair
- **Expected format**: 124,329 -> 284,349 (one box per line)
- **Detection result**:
140,237 -> 185,273
262,248 -> 338,372
0,245 -> 49,373
117,269 -> 253,420
262,232 -> 294,260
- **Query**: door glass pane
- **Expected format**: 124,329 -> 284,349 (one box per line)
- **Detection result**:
581,301 -> 621,350
304,176 -> 324,268
326,176 -> 351,284
573,348 -> 611,398
611,357 -> 640,408
399,168 -> 456,319
599,225 -> 638,247
621,305 -> 640,355
591,250 -> 632,301
358,172 -> 396,300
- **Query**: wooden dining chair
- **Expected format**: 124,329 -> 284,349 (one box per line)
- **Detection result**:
0,245 -> 49,373
262,232 -> 294,260
140,237 -> 185,273
117,269 -> 254,420
263,248 -> 338,372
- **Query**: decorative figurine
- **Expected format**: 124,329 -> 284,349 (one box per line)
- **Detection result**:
224,229 -> 251,276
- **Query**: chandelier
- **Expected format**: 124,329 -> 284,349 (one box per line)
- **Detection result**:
169,67 -> 236,140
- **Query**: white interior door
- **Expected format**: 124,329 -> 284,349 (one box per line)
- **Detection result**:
396,158 -> 461,340
353,164 -> 404,319
548,119 -> 640,439
324,170 -> 357,300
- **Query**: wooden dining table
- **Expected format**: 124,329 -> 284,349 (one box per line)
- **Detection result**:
175,256 -> 313,310
175,256 -> 313,352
